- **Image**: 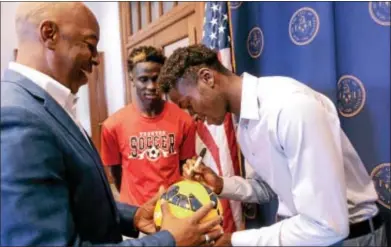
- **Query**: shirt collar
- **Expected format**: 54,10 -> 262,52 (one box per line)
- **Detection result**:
8,62 -> 77,115
239,72 -> 260,121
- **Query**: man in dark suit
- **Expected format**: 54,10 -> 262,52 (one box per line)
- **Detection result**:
1,2 -> 223,246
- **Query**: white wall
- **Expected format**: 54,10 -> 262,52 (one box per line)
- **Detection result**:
78,2 -> 126,135
0,2 -> 126,136
1,2 -> 19,78
88,2 -> 126,116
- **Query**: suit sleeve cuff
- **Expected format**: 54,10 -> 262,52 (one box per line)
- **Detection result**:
157,230 -> 176,246
116,202 -> 140,238
145,230 -> 176,246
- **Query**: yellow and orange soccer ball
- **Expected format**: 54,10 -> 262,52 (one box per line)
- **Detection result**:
154,180 -> 223,229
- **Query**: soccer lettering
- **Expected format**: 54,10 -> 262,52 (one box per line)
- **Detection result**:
129,132 -> 176,160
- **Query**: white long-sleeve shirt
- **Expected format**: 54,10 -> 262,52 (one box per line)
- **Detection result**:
221,73 -> 378,246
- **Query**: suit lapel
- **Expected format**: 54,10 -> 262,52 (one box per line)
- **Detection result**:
3,70 -> 117,209
83,131 -> 118,211
84,130 -> 116,195
44,99 -> 97,157
42,83 -> 117,211
3,70 -> 93,158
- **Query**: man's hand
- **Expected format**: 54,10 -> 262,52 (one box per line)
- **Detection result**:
134,186 -> 165,234
160,199 -> 223,246
182,158 -> 224,195
214,233 -> 232,246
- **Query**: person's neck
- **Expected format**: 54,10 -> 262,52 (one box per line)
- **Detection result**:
16,45 -> 70,90
223,74 -> 243,117
136,98 -> 165,118
16,53 -> 51,78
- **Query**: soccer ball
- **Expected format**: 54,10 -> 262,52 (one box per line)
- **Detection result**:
147,146 -> 160,161
154,180 -> 223,229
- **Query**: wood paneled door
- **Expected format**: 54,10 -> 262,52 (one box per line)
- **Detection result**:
86,52 -> 112,183
119,1 -> 205,104
87,52 -> 108,154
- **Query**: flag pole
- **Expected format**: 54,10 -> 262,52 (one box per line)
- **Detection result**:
227,1 -> 247,231
227,2 -> 237,73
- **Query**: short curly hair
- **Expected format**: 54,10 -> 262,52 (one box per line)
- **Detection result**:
158,44 -> 231,93
127,46 -> 166,72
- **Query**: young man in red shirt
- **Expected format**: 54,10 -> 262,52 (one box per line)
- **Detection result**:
100,46 -> 196,206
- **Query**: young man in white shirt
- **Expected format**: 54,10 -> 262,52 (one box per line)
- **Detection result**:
158,44 -> 387,246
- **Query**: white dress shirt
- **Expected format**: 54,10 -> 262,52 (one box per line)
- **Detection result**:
221,73 -> 379,246
8,62 -> 90,143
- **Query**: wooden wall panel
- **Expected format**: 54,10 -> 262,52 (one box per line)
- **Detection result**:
119,2 -> 205,104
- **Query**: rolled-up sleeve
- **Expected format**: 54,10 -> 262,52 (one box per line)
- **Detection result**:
220,171 -> 276,205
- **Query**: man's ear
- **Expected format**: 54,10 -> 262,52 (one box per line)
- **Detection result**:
39,20 -> 59,50
128,73 -> 135,87
197,68 -> 214,88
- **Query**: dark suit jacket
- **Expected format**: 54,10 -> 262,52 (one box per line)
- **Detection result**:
1,69 -> 175,246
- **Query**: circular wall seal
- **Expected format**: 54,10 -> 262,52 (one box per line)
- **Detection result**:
289,7 -> 320,46
369,1 -> 391,26
371,163 -> 391,209
337,75 -> 366,118
229,2 -> 242,9
247,27 -> 264,59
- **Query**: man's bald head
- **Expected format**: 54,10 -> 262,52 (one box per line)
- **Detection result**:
15,2 -> 98,43
14,2 -> 101,94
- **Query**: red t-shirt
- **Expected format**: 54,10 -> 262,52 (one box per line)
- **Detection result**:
101,101 -> 196,206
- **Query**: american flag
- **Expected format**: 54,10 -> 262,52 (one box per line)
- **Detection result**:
195,2 -> 243,233
202,2 -> 233,70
